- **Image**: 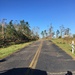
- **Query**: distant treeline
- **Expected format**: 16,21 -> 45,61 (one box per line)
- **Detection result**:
41,24 -> 75,39
0,20 -> 39,47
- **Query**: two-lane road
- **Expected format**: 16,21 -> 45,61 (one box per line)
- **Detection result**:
0,41 -> 41,72
0,40 -> 75,75
36,40 -> 75,75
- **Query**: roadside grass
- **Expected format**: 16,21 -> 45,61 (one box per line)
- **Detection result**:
51,38 -> 75,59
0,42 -> 33,59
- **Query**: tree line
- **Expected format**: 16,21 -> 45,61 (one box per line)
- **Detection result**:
0,19 -> 39,47
41,24 -> 75,39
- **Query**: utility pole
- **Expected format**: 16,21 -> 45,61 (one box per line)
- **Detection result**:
2,19 -> 7,40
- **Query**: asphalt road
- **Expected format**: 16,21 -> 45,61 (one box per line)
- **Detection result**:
0,40 -> 75,75
36,40 -> 75,75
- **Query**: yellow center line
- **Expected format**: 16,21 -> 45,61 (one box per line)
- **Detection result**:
29,40 -> 43,69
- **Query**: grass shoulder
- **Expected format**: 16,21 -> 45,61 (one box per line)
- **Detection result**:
0,42 -> 33,59
51,38 -> 75,59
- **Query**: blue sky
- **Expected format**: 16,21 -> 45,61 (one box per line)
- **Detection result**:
0,0 -> 75,37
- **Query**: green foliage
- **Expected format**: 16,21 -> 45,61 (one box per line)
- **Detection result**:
73,34 -> 75,38
59,36 -> 61,38
0,24 -> 2,38
5,20 -> 17,39
0,20 -> 39,47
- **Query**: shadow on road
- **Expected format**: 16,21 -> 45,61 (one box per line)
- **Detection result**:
65,71 -> 73,75
0,59 -> 6,62
0,68 -> 47,75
